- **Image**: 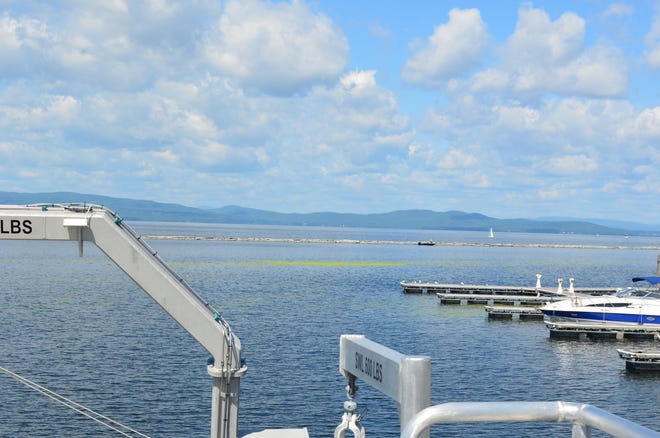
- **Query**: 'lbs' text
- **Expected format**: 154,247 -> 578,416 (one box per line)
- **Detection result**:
0,219 -> 32,234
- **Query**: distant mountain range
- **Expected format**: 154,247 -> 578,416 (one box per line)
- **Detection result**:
538,216 -> 660,233
1,191 -> 658,236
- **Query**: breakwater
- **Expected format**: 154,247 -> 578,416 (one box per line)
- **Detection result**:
141,235 -> 660,250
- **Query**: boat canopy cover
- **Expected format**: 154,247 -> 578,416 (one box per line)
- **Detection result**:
631,276 -> 660,285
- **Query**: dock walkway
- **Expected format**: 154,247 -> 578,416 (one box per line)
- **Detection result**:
546,322 -> 660,340
484,305 -> 544,320
400,280 -> 616,297
617,349 -> 660,372
437,293 -> 554,306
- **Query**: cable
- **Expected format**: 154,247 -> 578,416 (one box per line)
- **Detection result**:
1,366 -> 150,437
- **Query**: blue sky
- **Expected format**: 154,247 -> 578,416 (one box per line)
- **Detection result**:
1,1 -> 659,223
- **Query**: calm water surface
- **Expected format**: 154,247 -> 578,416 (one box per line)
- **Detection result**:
1,223 -> 659,437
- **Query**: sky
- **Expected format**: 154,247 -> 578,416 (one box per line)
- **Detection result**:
1,1 -> 659,223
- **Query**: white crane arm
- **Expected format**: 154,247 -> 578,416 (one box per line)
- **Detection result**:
0,203 -> 245,438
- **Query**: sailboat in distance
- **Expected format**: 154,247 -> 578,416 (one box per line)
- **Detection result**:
489,227 -> 494,238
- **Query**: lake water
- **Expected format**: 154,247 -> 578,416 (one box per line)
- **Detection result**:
1,223 -> 659,437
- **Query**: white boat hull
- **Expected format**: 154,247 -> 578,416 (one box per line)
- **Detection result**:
540,280 -> 660,329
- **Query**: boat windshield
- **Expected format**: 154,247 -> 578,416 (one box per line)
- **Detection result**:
646,291 -> 660,300
615,287 -> 660,299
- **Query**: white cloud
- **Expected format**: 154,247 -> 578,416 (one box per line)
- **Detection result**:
483,98 -> 637,158
369,22 -> 392,39
538,188 -> 559,200
419,110 -> 452,132
0,2 -> 220,92
341,70 -> 377,89
647,46 -> 660,68
290,70 -> 411,167
645,15 -> 660,68
401,8 -> 488,88
0,94 -> 82,136
547,154 -> 598,174
601,3 -> 635,18
437,148 -> 477,170
491,105 -> 541,131
191,141 -> 269,171
454,6 -> 629,101
635,107 -> 660,138
506,8 -> 627,98
406,142 -> 481,174
504,8 -> 585,66
203,0 -> 348,96
550,45 -> 627,97
152,149 -> 179,164
415,89 -> 659,217
0,13 -> 48,77
469,69 -> 510,94
176,112 -> 219,139
0,14 -> 22,59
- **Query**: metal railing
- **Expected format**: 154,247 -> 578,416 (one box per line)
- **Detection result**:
336,336 -> 658,438
400,401 -> 659,438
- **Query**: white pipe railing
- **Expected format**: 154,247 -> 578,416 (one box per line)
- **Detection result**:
400,401 -> 659,438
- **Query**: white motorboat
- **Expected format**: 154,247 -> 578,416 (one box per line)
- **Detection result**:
540,276 -> 660,328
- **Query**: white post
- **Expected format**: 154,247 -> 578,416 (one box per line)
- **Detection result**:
399,357 -> 431,438
208,364 -> 245,438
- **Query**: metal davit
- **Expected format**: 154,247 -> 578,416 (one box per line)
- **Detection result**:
0,204 -> 246,438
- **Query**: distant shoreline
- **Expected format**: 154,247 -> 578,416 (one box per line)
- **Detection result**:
142,235 -> 660,250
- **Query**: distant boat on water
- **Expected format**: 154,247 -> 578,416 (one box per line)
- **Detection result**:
489,227 -> 494,238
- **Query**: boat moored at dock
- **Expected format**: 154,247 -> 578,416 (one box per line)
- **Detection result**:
540,277 -> 660,329
540,276 -> 660,340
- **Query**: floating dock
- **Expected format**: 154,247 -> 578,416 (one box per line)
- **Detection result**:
546,322 -> 660,340
617,349 -> 660,372
438,293 -> 555,306
402,277 -> 619,308
484,305 -> 544,320
400,280 -> 616,297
